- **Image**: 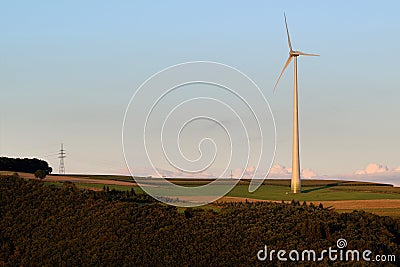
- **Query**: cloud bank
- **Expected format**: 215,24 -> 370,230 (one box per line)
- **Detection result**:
337,163 -> 400,187
354,163 -> 390,175
266,164 -> 317,178
113,163 -> 400,186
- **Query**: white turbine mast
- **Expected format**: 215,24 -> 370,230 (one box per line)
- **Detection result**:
274,13 -> 319,193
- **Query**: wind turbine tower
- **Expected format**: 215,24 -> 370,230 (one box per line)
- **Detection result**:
274,13 -> 319,193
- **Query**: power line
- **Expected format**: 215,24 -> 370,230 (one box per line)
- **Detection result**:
40,152 -> 60,158
58,143 -> 66,174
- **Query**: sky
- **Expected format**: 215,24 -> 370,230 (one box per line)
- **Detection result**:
1,1 -> 399,183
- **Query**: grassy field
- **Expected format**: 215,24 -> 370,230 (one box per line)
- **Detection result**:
226,184 -> 400,201
36,174 -> 400,202
83,177 -> 400,218
3,172 -> 400,217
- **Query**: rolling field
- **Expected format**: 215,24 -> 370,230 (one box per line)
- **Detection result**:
226,184 -> 400,201
3,172 -> 400,217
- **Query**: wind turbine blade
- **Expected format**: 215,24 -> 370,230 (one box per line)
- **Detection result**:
298,51 -> 320,56
273,56 -> 292,92
284,13 -> 293,51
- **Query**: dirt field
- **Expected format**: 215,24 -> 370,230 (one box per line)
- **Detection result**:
6,172 -> 138,187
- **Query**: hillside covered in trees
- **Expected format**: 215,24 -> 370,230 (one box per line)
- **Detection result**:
0,174 -> 399,266
0,157 -> 52,174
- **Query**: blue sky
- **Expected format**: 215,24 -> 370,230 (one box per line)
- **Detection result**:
1,1 -> 399,179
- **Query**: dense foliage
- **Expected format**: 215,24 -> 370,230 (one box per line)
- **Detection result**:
0,157 -> 52,174
0,175 -> 399,266
34,170 -> 47,179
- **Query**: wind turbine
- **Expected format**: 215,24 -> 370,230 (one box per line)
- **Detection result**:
274,13 -> 319,193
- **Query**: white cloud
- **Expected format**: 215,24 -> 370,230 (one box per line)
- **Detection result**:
349,163 -> 400,186
266,164 -> 317,178
302,168 -> 317,178
232,168 -> 244,178
365,163 -> 389,174
158,169 -> 215,178
122,163 -> 317,179
267,164 -> 291,178
354,169 -> 366,175
125,166 -> 215,178
232,166 -> 259,179
269,164 -> 290,176
355,163 -> 390,175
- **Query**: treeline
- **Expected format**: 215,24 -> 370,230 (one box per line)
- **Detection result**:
0,157 -> 52,174
0,174 -> 399,266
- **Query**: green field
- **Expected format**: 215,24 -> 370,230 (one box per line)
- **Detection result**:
3,172 -> 399,217
63,176 -> 400,217
226,184 -> 400,201
38,175 -> 400,201
43,175 -> 400,202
